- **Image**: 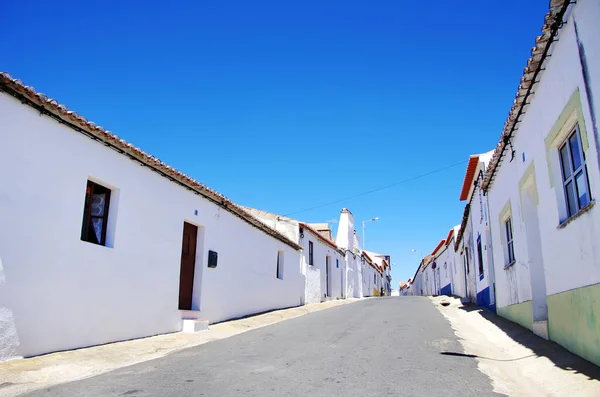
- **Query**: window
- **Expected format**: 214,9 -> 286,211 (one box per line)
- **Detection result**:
276,251 -> 284,279
81,180 -> 111,246
477,237 -> 484,277
505,217 -> 515,265
308,241 -> 314,266
374,273 -> 376,284
465,249 -> 470,274
559,126 -> 592,218
336,259 -> 339,269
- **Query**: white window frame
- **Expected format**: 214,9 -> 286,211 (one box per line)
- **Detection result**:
505,217 -> 515,265
559,125 -> 592,218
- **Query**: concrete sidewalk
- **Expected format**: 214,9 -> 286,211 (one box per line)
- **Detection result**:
0,299 -> 360,397
431,296 -> 600,397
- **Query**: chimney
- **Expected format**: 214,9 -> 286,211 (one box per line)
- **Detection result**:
335,208 -> 355,251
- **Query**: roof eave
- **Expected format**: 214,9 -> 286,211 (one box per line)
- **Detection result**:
482,0 -> 571,191
0,73 -> 303,251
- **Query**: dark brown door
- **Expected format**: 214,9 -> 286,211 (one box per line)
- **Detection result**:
326,256 -> 330,297
178,222 -> 198,310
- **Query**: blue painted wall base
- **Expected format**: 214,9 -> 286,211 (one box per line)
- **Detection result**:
440,283 -> 452,296
477,287 -> 493,310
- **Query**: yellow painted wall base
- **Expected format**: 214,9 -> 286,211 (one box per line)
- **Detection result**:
497,301 -> 533,331
548,283 -> 600,367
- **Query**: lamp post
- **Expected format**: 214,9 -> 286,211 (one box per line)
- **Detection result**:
361,217 -> 379,250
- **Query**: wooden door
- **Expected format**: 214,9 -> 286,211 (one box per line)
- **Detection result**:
326,256 -> 330,297
178,222 -> 198,310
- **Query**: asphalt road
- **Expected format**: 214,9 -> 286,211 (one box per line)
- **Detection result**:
25,297 -> 501,397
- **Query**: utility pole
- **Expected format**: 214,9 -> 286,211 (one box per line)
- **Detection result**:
361,217 -> 379,250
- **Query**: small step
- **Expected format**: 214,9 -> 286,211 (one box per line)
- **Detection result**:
182,319 -> 209,333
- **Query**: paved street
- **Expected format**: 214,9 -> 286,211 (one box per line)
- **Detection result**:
23,297 -> 500,397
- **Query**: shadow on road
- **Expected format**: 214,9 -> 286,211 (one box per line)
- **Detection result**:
440,351 -> 537,362
446,303 -> 600,381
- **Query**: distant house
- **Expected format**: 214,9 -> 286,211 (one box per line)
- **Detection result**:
398,281 -> 409,296
242,208 -> 348,304
361,251 -> 382,297
455,150 -> 496,311
364,251 -> 392,296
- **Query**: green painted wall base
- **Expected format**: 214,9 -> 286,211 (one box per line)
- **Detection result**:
548,283 -> 600,367
497,301 -> 533,331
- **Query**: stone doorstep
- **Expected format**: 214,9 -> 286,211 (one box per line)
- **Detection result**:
181,319 -> 209,333
179,309 -> 209,333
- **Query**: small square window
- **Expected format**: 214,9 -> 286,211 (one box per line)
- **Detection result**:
559,126 -> 592,218
81,180 -> 111,246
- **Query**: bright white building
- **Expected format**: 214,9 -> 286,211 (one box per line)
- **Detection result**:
242,208 -> 347,304
335,209 -> 364,299
0,73 -> 306,362
361,251 -> 383,297
433,227 -> 461,297
365,251 -> 392,296
483,0 -> 600,366
454,151 -> 496,310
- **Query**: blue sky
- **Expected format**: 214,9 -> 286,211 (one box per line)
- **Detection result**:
4,0 -> 548,284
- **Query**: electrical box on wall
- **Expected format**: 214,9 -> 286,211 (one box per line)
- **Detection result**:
208,250 -> 218,268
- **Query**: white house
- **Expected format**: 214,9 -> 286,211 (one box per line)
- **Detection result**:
361,251 -> 383,297
364,251 -> 392,296
454,151 -> 496,311
241,208 -> 348,304
433,227 -> 461,297
483,0 -> 600,366
335,208 -> 364,299
0,73 -> 306,362
445,226 -> 467,299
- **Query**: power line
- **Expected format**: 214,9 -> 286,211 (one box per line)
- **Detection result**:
283,159 -> 468,217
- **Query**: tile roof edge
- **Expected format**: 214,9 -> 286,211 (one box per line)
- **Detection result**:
0,72 -> 302,251
482,0 -> 571,191
299,222 -> 344,254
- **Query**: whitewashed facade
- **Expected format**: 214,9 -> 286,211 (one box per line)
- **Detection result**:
0,74 -> 306,362
455,151 -> 496,310
335,209 -> 364,299
244,207 -> 370,304
484,0 -> 600,365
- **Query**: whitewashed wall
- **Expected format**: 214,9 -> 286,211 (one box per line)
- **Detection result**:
461,220 -> 478,303
0,92 -> 304,361
336,209 -> 363,298
434,244 -> 454,295
464,156 -> 495,307
304,265 -> 321,304
344,252 -> 361,298
488,0 -> 600,309
362,263 -> 378,297
299,230 -> 345,302
451,240 -> 467,298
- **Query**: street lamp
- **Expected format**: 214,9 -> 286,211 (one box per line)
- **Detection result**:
361,217 -> 379,250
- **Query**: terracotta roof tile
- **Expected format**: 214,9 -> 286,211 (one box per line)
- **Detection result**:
300,222 -> 344,255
